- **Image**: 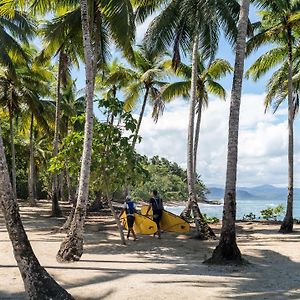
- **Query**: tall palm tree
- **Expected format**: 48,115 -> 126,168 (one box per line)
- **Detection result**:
39,9 -> 83,216
162,57 -> 232,175
123,46 -> 167,148
246,0 -> 300,233
0,129 -> 74,299
206,0 -> 250,264
144,0 -> 240,238
56,0 -> 135,262
0,8 -> 34,197
0,59 -> 51,204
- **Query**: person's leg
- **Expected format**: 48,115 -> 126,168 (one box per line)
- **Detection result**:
157,211 -> 162,239
132,228 -> 137,241
127,229 -> 130,239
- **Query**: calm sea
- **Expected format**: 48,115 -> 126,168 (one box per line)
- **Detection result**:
166,198 -> 300,221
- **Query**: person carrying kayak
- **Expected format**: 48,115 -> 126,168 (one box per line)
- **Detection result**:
146,190 -> 164,239
120,195 -> 137,241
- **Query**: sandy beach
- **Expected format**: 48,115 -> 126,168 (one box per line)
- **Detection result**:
1,200 -> 300,300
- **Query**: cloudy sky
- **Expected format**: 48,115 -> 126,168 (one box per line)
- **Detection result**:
135,93 -> 300,188
74,5 -> 300,188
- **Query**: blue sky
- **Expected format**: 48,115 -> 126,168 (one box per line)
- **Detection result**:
69,4 -> 300,188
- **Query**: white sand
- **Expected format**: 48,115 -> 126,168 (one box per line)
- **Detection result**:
1,200 -> 300,300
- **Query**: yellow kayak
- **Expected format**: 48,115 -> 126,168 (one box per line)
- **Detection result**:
120,211 -> 157,235
141,205 -> 190,233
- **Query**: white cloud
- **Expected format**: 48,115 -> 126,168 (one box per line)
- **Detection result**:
135,93 -> 300,187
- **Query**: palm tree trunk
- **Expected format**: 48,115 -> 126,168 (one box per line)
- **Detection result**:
8,107 -> 17,199
59,172 -> 65,201
280,27 -> 294,233
206,0 -> 250,264
65,162 -> 74,204
106,191 -> 126,245
185,34 -> 214,239
51,52 -> 64,217
28,113 -> 36,206
193,100 -> 202,175
0,127 -> 74,299
132,86 -> 149,148
57,0 -> 95,262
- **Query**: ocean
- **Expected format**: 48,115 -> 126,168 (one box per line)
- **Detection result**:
166,197 -> 300,221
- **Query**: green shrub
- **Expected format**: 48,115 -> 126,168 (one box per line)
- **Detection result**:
260,204 -> 285,221
242,212 -> 256,221
203,213 -> 219,223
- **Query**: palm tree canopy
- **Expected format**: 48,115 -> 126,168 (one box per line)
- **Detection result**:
143,0 -> 240,66
162,57 -> 232,103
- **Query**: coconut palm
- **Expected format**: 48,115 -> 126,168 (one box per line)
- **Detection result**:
121,46 -> 167,148
56,0 -> 135,262
0,127 -> 74,298
144,0 -> 240,238
246,0 -> 300,233
206,0 -> 250,264
162,57 -> 232,175
0,8 -> 35,197
0,54 -> 52,203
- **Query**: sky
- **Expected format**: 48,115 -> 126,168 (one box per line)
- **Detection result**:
73,5 -> 300,188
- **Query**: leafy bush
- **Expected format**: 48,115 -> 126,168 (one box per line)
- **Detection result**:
242,212 -> 256,221
260,204 -> 285,221
203,213 -> 219,223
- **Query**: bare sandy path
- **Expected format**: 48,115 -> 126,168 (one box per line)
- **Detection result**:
1,201 -> 300,299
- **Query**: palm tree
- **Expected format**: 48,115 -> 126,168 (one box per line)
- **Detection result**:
0,58 -> 51,205
246,0 -> 300,233
0,8 -> 34,197
206,0 -> 250,264
0,129 -> 74,298
123,46 -> 167,148
162,57 -> 232,175
39,10 -> 83,216
144,0 -> 240,238
56,0 -> 135,262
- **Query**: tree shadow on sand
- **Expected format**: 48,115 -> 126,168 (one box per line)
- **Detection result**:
1,202 -> 300,300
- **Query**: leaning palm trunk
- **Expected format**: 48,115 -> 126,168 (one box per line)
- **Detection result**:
193,99 -> 202,176
57,0 -> 95,262
184,34 -> 215,239
106,191 -> 126,245
0,127 -> 74,299
132,86 -> 149,148
280,28 -> 294,233
8,108 -> 17,198
206,0 -> 250,264
28,113 -> 36,206
51,52 -> 64,217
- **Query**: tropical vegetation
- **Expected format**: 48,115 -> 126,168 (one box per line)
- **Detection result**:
0,0 -> 299,298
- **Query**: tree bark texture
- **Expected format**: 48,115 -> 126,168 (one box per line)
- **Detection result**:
280,27 -> 294,233
51,52 -> 64,217
206,0 -> 250,264
185,35 -> 215,239
193,100 -> 202,176
0,127 -> 74,299
132,86 -> 149,148
106,193 -> 126,245
28,113 -> 36,206
9,107 -> 17,199
65,162 -> 75,204
57,0 -> 95,262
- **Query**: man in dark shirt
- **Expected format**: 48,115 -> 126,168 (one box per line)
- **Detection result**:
147,190 -> 163,239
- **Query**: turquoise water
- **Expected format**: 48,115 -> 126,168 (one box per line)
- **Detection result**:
166,198 -> 300,221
